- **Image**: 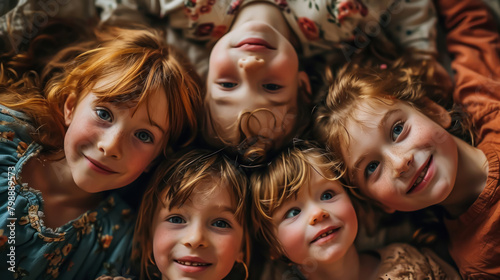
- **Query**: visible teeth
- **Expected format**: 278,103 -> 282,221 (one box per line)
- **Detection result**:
314,229 -> 336,242
321,230 -> 333,238
412,166 -> 429,187
177,261 -> 208,266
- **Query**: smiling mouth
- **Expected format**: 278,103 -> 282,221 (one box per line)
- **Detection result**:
235,38 -> 276,50
85,156 -> 117,174
175,260 -> 211,267
407,156 -> 432,194
311,228 -> 340,243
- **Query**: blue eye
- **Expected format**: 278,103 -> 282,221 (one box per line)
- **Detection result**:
212,220 -> 231,228
285,208 -> 301,219
219,82 -> 237,88
167,216 -> 185,224
392,123 -> 404,140
365,161 -> 379,177
263,84 -> 282,91
321,191 -> 334,201
136,131 -> 153,143
96,108 -> 112,121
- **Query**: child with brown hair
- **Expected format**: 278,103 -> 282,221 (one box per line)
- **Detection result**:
250,141 -> 460,279
133,148 -> 250,280
0,26 -> 202,279
313,0 -> 500,277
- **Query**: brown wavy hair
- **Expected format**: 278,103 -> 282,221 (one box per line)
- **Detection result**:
250,141 -> 343,260
133,148 -> 250,280
0,25 -> 202,157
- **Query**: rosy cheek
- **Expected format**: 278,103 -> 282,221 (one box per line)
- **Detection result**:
216,235 -> 244,270
277,225 -> 305,261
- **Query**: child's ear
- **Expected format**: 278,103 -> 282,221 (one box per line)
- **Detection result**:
422,97 -> 452,129
64,93 -> 77,126
298,71 -> 312,96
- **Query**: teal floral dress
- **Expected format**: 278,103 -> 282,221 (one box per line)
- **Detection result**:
0,105 -> 136,280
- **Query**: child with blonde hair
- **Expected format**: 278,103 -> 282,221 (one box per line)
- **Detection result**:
250,141 -> 460,279
0,26 -> 201,279
133,148 -> 250,280
314,0 -> 500,277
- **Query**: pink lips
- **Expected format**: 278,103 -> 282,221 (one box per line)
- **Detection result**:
85,156 -> 117,174
406,156 -> 434,194
311,226 -> 341,244
235,38 -> 275,50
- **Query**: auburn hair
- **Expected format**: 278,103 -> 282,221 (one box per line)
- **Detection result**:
314,58 -> 472,203
0,25 -> 202,156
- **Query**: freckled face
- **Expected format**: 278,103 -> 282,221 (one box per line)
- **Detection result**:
64,82 -> 167,193
342,99 -> 458,212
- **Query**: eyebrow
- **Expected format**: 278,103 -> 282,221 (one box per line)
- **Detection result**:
378,108 -> 402,129
350,108 -> 402,180
220,205 -> 236,213
150,120 -> 166,134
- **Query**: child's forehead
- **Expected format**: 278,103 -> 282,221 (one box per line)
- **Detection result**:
162,180 -> 238,208
88,71 -> 165,103
279,162 -> 343,202
347,97 -> 401,128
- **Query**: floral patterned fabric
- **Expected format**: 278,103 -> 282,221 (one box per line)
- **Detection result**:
96,0 -> 437,57
0,105 -> 136,280
0,0 -> 437,66
375,243 -> 460,280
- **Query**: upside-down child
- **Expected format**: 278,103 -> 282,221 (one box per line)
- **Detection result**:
250,141 -> 460,279
133,149 -> 250,280
0,26 -> 201,279
314,0 -> 500,277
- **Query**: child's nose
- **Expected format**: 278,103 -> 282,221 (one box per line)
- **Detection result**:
309,208 -> 330,225
97,129 -> 123,159
391,152 -> 413,178
182,223 -> 207,248
238,56 -> 265,71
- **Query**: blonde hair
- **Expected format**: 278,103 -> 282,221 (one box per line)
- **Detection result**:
134,148 -> 250,279
314,61 -> 472,203
0,25 -> 202,156
250,141 -> 343,260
